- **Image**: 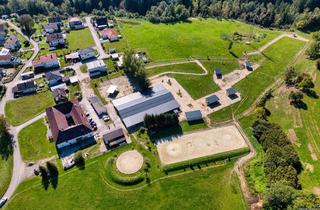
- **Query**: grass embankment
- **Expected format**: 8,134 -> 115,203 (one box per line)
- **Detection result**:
18,119 -> 56,161
120,18 -> 280,62
5,91 -> 55,126
146,62 -> 205,77
210,37 -> 305,123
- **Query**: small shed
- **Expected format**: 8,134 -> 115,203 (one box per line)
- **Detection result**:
215,68 -> 222,79
103,128 -> 127,149
69,76 -> 79,85
226,87 -> 237,97
185,110 -> 202,122
206,95 -> 220,106
107,85 -> 118,96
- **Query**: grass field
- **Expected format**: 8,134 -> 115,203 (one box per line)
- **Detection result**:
0,156 -> 12,197
18,119 -> 56,161
67,28 -> 95,50
6,153 -> 246,210
265,54 -> 320,192
171,61 -> 239,99
119,18 -> 280,62
5,91 -> 55,126
146,62 -> 205,77
209,37 -> 305,123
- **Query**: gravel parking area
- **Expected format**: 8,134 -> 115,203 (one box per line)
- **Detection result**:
157,125 -> 248,165
99,76 -> 134,99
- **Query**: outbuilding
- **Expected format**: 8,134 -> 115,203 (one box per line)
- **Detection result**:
226,87 -> 237,98
185,110 -> 202,122
206,95 -> 220,106
103,128 -> 127,150
88,95 -> 107,118
215,68 -> 222,79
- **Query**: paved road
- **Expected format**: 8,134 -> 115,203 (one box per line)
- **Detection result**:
0,21 -> 39,201
85,17 -> 107,59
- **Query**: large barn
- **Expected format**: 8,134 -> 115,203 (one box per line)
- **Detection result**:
112,84 -> 180,132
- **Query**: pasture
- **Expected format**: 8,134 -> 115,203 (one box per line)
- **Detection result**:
0,157 -> 12,197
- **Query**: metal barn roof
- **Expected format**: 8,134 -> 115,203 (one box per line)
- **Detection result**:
185,110 -> 202,122
112,84 -> 180,129
206,95 -> 219,105
226,87 -> 237,96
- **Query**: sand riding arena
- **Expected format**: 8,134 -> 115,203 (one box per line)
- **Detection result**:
116,150 -> 144,174
157,124 -> 248,165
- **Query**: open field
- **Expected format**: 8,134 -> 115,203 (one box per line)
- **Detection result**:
171,61 -> 239,99
5,91 -> 55,126
157,125 -> 248,165
0,157 -> 13,197
18,119 -> 56,161
209,37 -> 305,123
119,18 -> 280,62
5,152 -> 246,210
67,28 -> 95,50
146,62 -> 205,77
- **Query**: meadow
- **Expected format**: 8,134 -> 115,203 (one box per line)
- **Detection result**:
119,18 -> 280,63
0,157 -> 12,197
18,119 -> 56,161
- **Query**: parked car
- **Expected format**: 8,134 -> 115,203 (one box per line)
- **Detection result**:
0,197 -> 8,208
102,115 -> 110,122
85,112 -> 90,117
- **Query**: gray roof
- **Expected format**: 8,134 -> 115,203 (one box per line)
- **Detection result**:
88,96 -> 107,116
112,84 -> 180,129
185,110 -> 202,122
79,47 -> 94,55
226,87 -> 237,96
206,95 -> 219,105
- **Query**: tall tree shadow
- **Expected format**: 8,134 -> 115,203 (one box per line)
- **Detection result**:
0,134 -> 13,160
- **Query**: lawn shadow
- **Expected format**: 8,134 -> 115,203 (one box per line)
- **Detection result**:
0,134 -> 13,160
149,125 -> 183,144
228,51 -> 239,59
292,101 -> 308,110
186,119 -> 205,126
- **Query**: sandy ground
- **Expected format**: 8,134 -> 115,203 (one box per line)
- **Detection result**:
99,76 -> 134,99
116,150 -> 144,174
157,125 -> 248,165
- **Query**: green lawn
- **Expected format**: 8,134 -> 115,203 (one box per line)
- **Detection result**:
146,62 -> 205,77
5,91 -> 55,126
68,84 -> 81,100
209,37 -> 305,123
18,118 -> 56,161
6,154 -> 246,210
171,61 -> 239,99
67,28 -> 95,50
180,120 -> 208,133
264,54 -> 320,192
0,156 -> 13,197
119,18 -> 280,63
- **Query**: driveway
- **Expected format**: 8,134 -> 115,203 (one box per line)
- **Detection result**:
85,17 -> 107,59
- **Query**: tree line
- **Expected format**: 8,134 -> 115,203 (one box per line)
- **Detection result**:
144,113 -> 179,131
2,0 -> 320,29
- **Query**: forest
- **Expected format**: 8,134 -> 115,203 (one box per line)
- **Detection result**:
1,0 -> 320,30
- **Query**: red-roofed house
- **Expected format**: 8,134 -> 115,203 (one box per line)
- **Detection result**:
33,53 -> 60,71
46,100 -> 94,152
4,35 -> 20,51
100,28 -> 119,42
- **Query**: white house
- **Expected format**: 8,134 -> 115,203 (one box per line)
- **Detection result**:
46,33 -> 65,47
33,53 -> 60,70
79,48 -> 96,61
0,48 -> 20,66
87,60 -> 107,79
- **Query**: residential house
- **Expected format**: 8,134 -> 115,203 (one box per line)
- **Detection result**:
45,70 -> 63,87
100,28 -> 118,42
94,16 -> 108,30
68,17 -> 84,30
87,60 -> 107,79
12,80 -> 37,98
0,48 -> 21,66
4,35 -> 21,51
48,16 -> 63,26
46,33 -> 65,48
46,100 -> 94,155
52,88 -> 68,104
88,96 -> 107,118
112,84 -> 180,132
33,53 -> 60,71
103,128 -> 127,150
44,23 -> 61,34
79,48 -> 96,61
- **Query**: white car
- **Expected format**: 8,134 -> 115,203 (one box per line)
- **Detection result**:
103,115 -> 110,122
0,197 -> 8,208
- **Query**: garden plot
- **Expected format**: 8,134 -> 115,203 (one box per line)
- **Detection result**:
157,125 -> 248,165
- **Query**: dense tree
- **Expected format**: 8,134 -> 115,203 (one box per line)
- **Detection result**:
289,90 -> 304,106
285,67 -> 298,86
18,14 -> 34,36
0,116 -> 12,160
264,181 -> 296,209
144,113 -> 179,131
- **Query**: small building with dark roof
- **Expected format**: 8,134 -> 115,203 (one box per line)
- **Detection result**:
48,16 -> 63,26
226,87 -> 237,98
12,80 -> 37,98
215,68 -> 222,79
245,61 -> 253,71
206,95 -> 220,106
103,128 -> 127,150
94,16 -> 108,30
185,110 -> 202,122
88,95 -> 107,118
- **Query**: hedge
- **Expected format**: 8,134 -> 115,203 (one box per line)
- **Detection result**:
162,147 -> 250,172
